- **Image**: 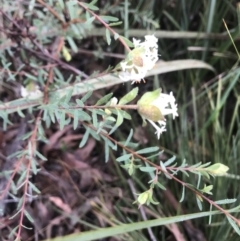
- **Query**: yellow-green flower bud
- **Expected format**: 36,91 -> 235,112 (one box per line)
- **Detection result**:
205,163 -> 229,176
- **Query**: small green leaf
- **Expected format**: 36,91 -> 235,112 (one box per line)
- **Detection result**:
156,182 -> 166,190
105,29 -> 111,45
136,146 -> 159,154
82,2 -> 99,10
139,166 -> 156,172
73,109 -> 79,130
116,154 -> 131,162
163,156 -> 176,167
96,93 -> 113,105
109,110 -> 123,134
119,87 -> 138,105
79,128 -> 90,148
200,184 -> 213,195
60,111 -> 65,130
215,199 -> 237,205
29,181 -> 41,194
119,35 -> 134,47
124,129 -> 133,147
227,216 -> 240,235
100,16 -> 119,22
104,139 -> 109,162
109,21 -> 123,27
66,36 -> 78,53
24,210 -> 34,223
81,91 -> 93,103
137,89 -> 161,106
196,195 -> 203,211
76,99 -> 84,107
35,150 -> 47,161
90,0 -> 98,5
17,107 -> 25,117
179,185 -> 185,202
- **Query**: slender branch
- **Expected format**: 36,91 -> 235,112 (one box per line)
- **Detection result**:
36,0 -> 65,25
75,118 -> 240,226
78,1 -> 131,52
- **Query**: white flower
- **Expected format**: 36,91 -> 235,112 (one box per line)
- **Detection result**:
21,83 -> 42,98
147,119 -> 167,139
118,35 -> 158,83
137,89 -> 178,139
151,91 -> 178,119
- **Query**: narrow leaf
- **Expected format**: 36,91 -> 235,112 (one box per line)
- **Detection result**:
79,128 -> 90,148
124,129 -> 133,147
119,87 -> 138,105
163,156 -> 176,167
96,93 -> 113,105
179,185 -> 185,203
215,199 -> 237,205
139,166 -> 156,172
136,146 -> 159,154
105,29 -> 111,45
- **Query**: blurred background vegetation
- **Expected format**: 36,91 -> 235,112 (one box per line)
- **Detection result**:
0,0 -> 240,240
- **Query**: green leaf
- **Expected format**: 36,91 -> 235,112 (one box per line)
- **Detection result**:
109,21 -> 123,27
24,210 -> 34,223
139,166 -> 156,172
29,181 -> 41,194
84,16 -> 95,26
11,208 -> 236,241
179,185 -> 185,202
163,156 -> 176,167
109,110 -> 123,134
73,109 -> 79,130
137,89 -> 161,106
119,87 -> 138,105
79,128 -> 90,148
227,216 -> 240,235
119,35 -> 134,47
100,16 -> 119,22
76,99 -> 84,107
90,0 -> 98,5
35,150 -> 47,161
17,170 -> 27,186
215,199 -> 237,205
82,2 -> 99,10
88,126 -> 100,141
120,110 -> 131,120
136,146 -> 159,154
209,204 -> 213,224
196,196 -> 203,211
104,139 -> 109,162
124,129 -> 133,147
60,111 -> 65,130
155,182 -> 166,190
105,29 -> 111,45
200,185 -> 213,195
8,226 -> 18,239
96,93 -> 113,105
66,37 -> 78,53
17,107 -> 25,117
116,154 -> 131,162
81,91 -> 93,103
79,110 -> 91,121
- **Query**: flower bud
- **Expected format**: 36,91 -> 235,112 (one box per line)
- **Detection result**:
205,163 -> 229,176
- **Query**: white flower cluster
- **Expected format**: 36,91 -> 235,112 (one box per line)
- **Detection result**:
119,35 -> 158,83
137,89 -> 178,139
147,92 -> 178,139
